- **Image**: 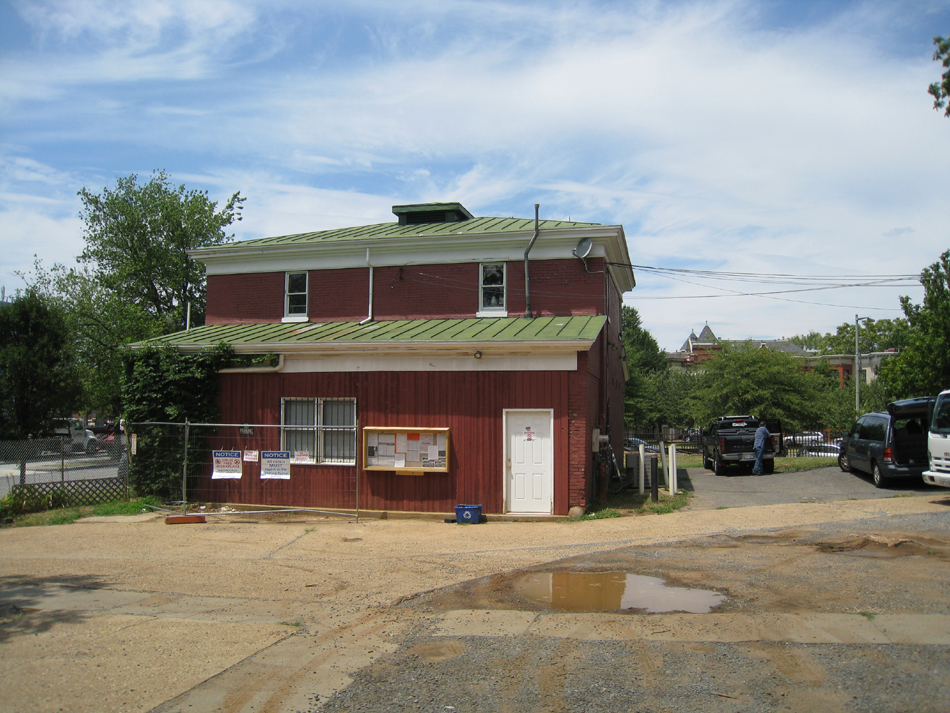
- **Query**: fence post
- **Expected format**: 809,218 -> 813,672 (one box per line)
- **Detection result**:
61,437 -> 66,482
658,441 -> 668,488
668,443 -> 677,495
181,419 -> 190,514
638,444 -> 645,495
650,454 -> 659,503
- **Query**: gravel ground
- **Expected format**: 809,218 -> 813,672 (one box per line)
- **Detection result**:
1,468 -> 949,713
317,510 -> 950,713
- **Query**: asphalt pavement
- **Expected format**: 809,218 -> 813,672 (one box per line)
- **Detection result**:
679,461 -> 946,510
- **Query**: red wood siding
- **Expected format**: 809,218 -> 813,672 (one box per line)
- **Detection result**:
206,272 -> 285,324
201,368 -> 594,515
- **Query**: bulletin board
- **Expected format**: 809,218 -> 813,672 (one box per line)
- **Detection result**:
363,427 -> 450,474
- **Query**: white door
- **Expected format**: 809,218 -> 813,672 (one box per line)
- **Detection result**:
505,410 -> 554,514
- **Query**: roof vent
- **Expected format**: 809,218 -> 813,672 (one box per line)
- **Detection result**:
392,202 -> 474,226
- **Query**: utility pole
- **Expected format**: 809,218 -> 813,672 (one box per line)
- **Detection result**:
855,315 -> 868,412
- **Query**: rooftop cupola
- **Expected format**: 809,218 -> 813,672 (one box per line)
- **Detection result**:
392,202 -> 474,225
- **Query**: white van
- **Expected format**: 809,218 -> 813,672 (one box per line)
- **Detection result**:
923,389 -> 950,488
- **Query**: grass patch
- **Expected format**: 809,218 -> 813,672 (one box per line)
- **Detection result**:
857,611 -> 878,621
4,496 -> 162,527
634,451 -> 838,474
91,496 -> 162,516
579,508 -> 622,521
773,457 -> 837,473
606,488 -> 692,517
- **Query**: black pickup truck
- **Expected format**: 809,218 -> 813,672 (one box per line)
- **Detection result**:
701,416 -> 785,475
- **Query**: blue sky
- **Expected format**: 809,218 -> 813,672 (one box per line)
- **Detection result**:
2,0 -> 949,350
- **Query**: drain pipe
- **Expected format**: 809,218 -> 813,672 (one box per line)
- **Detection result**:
524,204 -> 540,318
360,248 -> 374,325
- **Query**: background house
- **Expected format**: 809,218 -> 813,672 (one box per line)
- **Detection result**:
666,324 -> 896,387
156,203 -> 635,516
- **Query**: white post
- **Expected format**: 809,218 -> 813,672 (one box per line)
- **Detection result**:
668,443 -> 677,494
638,444 -> 645,495
659,441 -> 668,487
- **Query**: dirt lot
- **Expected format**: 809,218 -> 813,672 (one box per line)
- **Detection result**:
1,468 -> 950,712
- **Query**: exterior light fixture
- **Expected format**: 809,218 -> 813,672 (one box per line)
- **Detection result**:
474,351 -> 482,359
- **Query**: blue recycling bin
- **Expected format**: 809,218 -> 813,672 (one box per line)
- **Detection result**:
454,504 -> 483,524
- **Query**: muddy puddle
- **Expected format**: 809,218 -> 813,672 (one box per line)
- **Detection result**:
404,527 -> 950,616
514,571 -> 725,613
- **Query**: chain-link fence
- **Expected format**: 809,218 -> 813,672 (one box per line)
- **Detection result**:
0,435 -> 128,504
626,429 -> 843,460
126,422 -> 359,517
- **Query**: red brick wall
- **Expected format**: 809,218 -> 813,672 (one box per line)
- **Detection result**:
309,267 -> 371,322
507,257 -> 605,317
206,273 -> 285,324
568,351 -> 592,511
207,258 -> 610,324
373,264 -> 478,319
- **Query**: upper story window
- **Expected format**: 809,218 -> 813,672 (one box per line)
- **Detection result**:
478,263 -> 506,316
284,272 -> 308,321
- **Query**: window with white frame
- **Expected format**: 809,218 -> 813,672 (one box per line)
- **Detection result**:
479,263 -> 506,314
281,398 -> 357,464
285,272 -> 308,318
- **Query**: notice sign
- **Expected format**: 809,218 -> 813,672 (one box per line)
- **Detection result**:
261,451 -> 291,480
212,450 -> 242,479
243,450 -> 259,462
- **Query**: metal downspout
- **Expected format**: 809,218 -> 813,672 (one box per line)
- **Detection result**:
360,248 -> 374,325
524,204 -> 540,318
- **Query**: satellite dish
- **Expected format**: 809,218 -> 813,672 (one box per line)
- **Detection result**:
573,238 -> 593,259
573,237 -> 593,272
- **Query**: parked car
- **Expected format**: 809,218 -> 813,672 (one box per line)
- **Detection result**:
838,397 -> 934,487
49,418 -> 99,454
783,431 -> 825,446
624,437 -> 659,453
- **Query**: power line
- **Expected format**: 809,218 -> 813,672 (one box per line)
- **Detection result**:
606,262 -> 916,310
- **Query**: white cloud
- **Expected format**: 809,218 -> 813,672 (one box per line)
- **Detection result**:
0,0 -> 948,351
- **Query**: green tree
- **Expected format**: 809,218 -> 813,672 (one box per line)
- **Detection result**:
641,368 -> 699,429
790,318 -> 909,355
877,250 -> 950,397
78,170 -> 244,332
122,342 -> 233,496
0,289 -> 83,438
688,342 -> 831,431
22,171 -> 244,416
621,306 -> 669,428
929,34 -> 950,117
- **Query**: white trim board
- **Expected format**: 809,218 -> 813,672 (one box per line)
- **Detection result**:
280,353 -> 578,373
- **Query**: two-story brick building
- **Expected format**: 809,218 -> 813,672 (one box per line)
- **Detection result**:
155,202 -> 634,516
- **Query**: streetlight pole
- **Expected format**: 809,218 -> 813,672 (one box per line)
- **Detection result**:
855,315 -> 868,412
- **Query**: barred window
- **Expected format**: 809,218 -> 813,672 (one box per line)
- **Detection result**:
281,398 -> 357,464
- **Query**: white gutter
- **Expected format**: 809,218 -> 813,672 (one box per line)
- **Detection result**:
360,247 -> 374,325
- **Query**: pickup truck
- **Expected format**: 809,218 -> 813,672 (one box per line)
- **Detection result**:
701,416 -> 785,476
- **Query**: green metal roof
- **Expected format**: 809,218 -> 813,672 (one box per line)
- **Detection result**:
225,215 -> 602,249
140,316 -> 607,351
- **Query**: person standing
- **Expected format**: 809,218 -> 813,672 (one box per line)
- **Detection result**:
752,421 -> 770,475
